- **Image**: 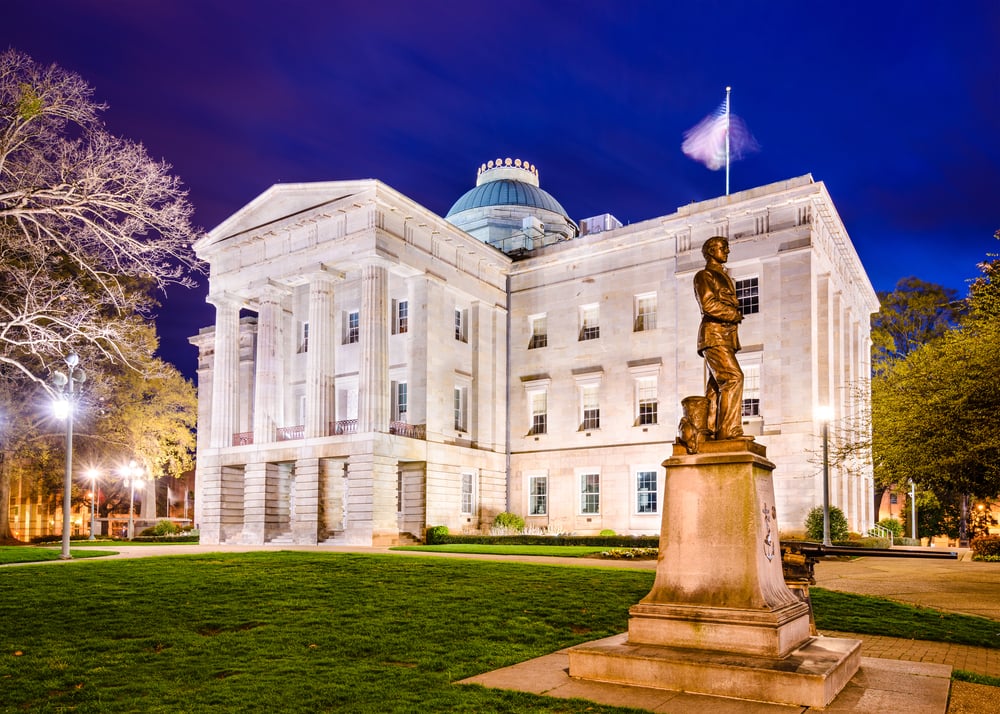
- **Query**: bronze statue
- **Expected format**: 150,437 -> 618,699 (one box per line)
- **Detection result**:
694,236 -> 744,441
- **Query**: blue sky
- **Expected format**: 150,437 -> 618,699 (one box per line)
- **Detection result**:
5,1 -> 998,379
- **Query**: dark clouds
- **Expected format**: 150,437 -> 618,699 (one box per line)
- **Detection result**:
4,0 -> 999,379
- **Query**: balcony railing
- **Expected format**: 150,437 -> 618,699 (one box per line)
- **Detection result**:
232,431 -> 253,446
389,421 -> 426,440
332,419 -> 358,435
277,425 -> 305,441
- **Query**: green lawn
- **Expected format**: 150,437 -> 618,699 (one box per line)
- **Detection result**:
0,546 -> 116,564
1,551 -> 996,712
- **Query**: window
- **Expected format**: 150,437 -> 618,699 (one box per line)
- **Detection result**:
636,470 -> 658,514
581,385 -> 600,430
344,310 -> 360,344
392,382 -> 408,422
634,293 -> 657,331
529,475 -> 548,516
393,300 -> 408,335
298,321 -> 309,353
529,390 -> 547,435
454,386 -> 468,431
889,493 -> 898,505
528,314 -> 547,349
741,362 -> 761,417
461,472 -> 475,515
455,308 -> 468,342
637,378 -> 658,425
580,472 -> 600,514
579,304 -> 599,341
736,277 -> 759,316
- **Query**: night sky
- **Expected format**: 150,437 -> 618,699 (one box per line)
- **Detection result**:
5,1 -> 999,381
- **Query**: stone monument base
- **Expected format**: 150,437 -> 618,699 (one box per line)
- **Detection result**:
567,632 -> 861,708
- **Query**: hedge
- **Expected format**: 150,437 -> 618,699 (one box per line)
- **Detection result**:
971,535 -> 1000,561
423,528 -> 659,548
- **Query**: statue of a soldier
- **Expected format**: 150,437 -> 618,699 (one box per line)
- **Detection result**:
694,236 -> 745,441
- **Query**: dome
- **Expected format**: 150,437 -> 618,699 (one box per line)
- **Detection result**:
446,179 -> 570,218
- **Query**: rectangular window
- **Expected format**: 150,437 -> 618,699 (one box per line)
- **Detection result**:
298,321 -> 309,353
461,473 -> 475,515
528,314 -> 547,349
529,475 -> 548,516
393,299 -> 408,335
741,362 -> 761,417
344,310 -> 360,344
889,493 -> 898,505
634,294 -> 657,332
392,382 -> 408,422
454,386 -> 468,431
579,304 -> 599,341
455,308 -> 468,342
580,473 -> 600,514
636,470 -> 658,514
637,379 -> 658,425
736,277 -> 759,316
529,391 -> 547,435
581,385 -> 600,430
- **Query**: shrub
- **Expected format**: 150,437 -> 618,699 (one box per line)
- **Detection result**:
599,529 -> 616,537
425,525 -> 449,544
834,536 -> 891,549
971,535 -> 1000,561
804,506 -> 849,542
491,512 -> 525,532
877,518 -> 904,539
152,520 -> 180,536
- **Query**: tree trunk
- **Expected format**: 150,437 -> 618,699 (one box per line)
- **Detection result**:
0,455 -> 19,543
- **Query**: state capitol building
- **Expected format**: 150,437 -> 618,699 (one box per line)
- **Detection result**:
190,161 -> 877,546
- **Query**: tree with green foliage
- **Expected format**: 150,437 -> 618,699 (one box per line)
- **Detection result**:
804,505 -> 849,542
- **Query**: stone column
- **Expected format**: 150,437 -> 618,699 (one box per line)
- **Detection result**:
208,295 -> 240,448
242,462 -> 276,544
253,284 -> 288,443
305,272 -> 337,438
358,262 -> 389,433
292,457 -> 321,544
343,452 -> 399,545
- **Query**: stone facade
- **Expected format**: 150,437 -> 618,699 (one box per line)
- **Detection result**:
191,171 -> 878,545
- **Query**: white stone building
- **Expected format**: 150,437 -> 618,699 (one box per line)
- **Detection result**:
191,162 -> 877,545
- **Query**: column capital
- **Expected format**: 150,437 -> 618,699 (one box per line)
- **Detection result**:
206,292 -> 244,310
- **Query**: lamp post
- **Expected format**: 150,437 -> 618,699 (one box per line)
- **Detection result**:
816,405 -> 834,547
86,468 -> 99,540
909,480 -> 917,541
120,460 -> 144,540
52,353 -> 86,560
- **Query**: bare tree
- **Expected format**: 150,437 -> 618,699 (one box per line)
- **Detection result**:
0,50 -> 202,541
0,49 -> 202,390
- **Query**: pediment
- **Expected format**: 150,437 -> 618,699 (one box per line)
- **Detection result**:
195,180 -> 377,253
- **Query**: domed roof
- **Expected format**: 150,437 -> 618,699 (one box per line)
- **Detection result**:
446,179 -> 569,218
445,159 -> 570,219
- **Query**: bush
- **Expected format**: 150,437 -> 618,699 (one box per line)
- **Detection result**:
491,512 -> 525,532
804,506 -> 849,542
971,535 -> 1000,561
425,525 -> 449,544
833,536 -> 891,549
151,520 -> 180,536
599,529 -> 616,537
877,518 -> 904,539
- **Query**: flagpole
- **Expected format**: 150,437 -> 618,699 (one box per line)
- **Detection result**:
725,86 -> 731,196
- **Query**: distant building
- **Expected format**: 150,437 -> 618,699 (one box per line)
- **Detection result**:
190,162 -> 877,545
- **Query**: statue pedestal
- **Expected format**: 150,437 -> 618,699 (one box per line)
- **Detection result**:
567,440 -> 860,707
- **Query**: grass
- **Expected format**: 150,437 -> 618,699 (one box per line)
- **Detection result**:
0,546 -> 116,564
1,551 -> 996,711
391,544 -> 611,557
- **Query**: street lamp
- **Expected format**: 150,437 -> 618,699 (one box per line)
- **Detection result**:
86,468 -> 99,540
52,353 -> 86,560
909,480 -> 917,541
119,460 -> 144,540
815,405 -> 834,547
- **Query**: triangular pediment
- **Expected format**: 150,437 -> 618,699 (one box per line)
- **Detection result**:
195,180 -> 378,252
